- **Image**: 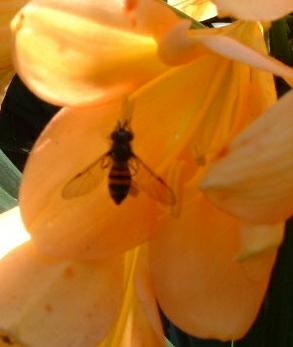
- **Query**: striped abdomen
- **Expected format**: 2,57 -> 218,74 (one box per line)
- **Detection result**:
108,163 -> 131,204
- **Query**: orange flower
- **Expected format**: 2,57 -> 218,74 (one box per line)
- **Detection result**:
2,0 -> 293,344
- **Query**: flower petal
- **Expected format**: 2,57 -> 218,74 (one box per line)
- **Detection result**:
213,0 -> 293,21
20,56 -> 239,259
150,192 -> 277,340
132,247 -> 165,346
237,222 -> 284,261
99,248 -> 165,347
11,2 -> 168,106
126,0 -> 183,38
0,241 -> 124,347
158,21 -> 293,86
0,1 -> 27,66
200,89 -> 293,224
19,100 -> 159,259
0,207 -> 30,259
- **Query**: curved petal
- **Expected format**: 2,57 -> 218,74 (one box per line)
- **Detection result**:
133,247 -> 165,346
0,241 -> 124,347
24,0 -> 135,31
101,248 -> 165,347
11,2 -> 168,106
213,0 -> 293,21
200,89 -> 293,224
237,222 -> 284,261
150,192 -> 277,340
19,55 -> 240,259
126,0 -> 184,38
158,21 -> 293,86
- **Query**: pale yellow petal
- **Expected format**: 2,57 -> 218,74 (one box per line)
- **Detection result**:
99,248 -> 165,347
22,0 -> 134,31
29,0 -> 182,36
12,3 -> 168,106
0,241 -> 124,347
168,0 -> 217,21
201,89 -> 293,224
213,0 -> 293,21
158,21 -> 293,86
237,222 -> 285,261
150,192 -> 276,340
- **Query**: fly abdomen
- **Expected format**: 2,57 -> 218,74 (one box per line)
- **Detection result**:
109,165 -> 131,204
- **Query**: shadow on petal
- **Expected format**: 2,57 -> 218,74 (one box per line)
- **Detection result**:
150,189 -> 277,340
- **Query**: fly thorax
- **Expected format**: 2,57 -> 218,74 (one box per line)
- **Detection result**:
111,144 -> 132,162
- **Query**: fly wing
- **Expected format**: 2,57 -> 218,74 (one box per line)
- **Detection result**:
62,153 -> 110,199
130,156 -> 176,206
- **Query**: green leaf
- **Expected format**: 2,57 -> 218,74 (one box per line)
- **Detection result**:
0,149 -> 21,212
0,186 -> 17,213
166,338 -> 175,347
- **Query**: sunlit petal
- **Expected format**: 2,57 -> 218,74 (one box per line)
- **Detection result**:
99,248 -> 165,347
150,191 -> 277,340
11,2 -> 168,106
0,241 -> 124,347
201,89 -> 293,224
0,207 -> 30,259
237,222 -> 285,261
168,0 -> 217,21
213,0 -> 293,21
19,35 -> 278,258
19,101 -> 157,259
19,58 -> 229,259
132,247 -> 165,346
159,21 -> 293,86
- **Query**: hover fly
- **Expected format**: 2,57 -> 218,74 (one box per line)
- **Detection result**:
62,119 -> 176,206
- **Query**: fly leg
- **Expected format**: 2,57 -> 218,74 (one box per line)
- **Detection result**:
100,153 -> 111,168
